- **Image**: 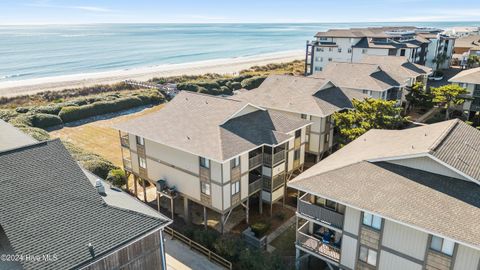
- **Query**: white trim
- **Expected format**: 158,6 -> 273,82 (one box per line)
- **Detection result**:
289,184 -> 480,252
427,154 -> 480,185
219,103 -> 266,125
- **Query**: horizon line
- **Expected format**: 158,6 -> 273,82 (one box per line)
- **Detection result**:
1,20 -> 480,26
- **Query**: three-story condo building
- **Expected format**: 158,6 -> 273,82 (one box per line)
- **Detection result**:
449,67 -> 480,119
289,119 -> 480,270
234,75 -> 366,163
114,91 -> 311,231
305,27 -> 451,74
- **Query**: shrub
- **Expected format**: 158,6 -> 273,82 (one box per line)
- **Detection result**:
274,212 -> 286,221
18,127 -> 51,141
32,105 -> 64,115
31,113 -> 63,128
241,76 -> 266,90
15,107 -> 29,113
81,159 -> 117,179
214,236 -> 245,261
0,109 -> 19,122
106,169 -> 127,187
229,81 -> 242,90
250,221 -> 270,238
193,229 -> 218,250
58,96 -> 146,123
8,114 -> 34,128
220,86 -> 233,95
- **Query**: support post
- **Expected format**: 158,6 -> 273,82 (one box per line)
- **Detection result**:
125,171 -> 129,192
259,194 -> 263,215
220,214 -> 225,235
170,197 -> 174,220
246,197 -> 250,224
270,202 -> 273,217
203,206 -> 208,229
134,175 -> 138,199
295,249 -> 301,270
142,178 -> 147,202
183,197 -> 190,223
157,194 -> 160,213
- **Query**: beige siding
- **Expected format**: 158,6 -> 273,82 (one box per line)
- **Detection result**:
382,220 -> 428,261
343,207 -> 361,236
210,160 -> 222,183
230,104 -> 260,119
340,235 -> 357,269
240,174 -> 248,200
211,183 -> 223,210
223,184 -> 231,209
272,162 -> 285,176
240,152 -> 249,174
378,250 -> 423,270
271,186 -> 284,202
222,161 -> 231,183
453,245 -> 480,270
287,137 -> 294,171
128,134 -> 137,151
144,140 -> 198,174
146,158 -> 200,201
131,152 -> 140,173
309,133 -> 320,153
388,156 -> 468,181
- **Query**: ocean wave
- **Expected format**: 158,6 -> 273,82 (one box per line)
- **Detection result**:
0,73 -> 30,80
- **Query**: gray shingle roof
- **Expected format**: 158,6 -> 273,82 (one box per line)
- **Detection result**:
115,91 -> 309,161
0,120 -> 37,151
359,55 -> 432,81
0,140 -> 168,270
235,75 -> 366,117
289,161 -> 480,249
312,62 -> 401,92
449,67 -> 480,85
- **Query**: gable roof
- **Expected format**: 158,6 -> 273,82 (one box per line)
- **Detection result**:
455,35 -> 480,50
449,67 -> 480,85
115,91 -> 310,161
0,139 -> 169,270
0,120 -> 37,151
312,62 -> 401,92
234,75 -> 366,117
359,55 -> 433,81
289,119 -> 480,250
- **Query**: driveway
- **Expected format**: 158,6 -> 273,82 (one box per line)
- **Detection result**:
165,237 -> 224,270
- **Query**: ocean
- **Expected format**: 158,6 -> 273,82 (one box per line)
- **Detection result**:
0,22 -> 479,81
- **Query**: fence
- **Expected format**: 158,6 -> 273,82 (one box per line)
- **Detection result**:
164,227 -> 233,270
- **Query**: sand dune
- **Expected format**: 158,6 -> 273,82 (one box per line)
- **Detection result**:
0,50 -> 304,98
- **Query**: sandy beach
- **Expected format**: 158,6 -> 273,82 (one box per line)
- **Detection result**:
0,50 -> 304,98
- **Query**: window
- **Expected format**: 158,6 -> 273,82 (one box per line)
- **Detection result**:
362,49 -> 368,54
328,47 -> 333,52
348,48 -> 352,53
400,49 -> 406,56
363,212 -> 382,230
139,157 -> 147,169
315,66 -> 321,71
136,136 -> 145,146
200,157 -> 210,168
328,58 -> 332,62
319,37 -> 328,41
359,246 -> 377,266
300,114 -> 307,119
338,48 -> 342,53
231,156 -> 240,168
201,182 -> 211,196
320,57 -> 323,62
231,181 -> 240,195
316,47 -> 324,52
294,149 -> 300,160
295,129 -> 301,138
430,236 -> 455,256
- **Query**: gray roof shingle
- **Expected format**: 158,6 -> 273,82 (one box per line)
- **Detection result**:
449,67 -> 480,85
0,140 -> 168,270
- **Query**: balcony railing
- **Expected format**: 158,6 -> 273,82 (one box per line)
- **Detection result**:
298,194 -> 344,229
473,89 -> 480,97
249,154 -> 263,168
263,150 -> 285,165
263,172 -> 285,191
120,136 -> 129,147
123,158 -> 132,170
249,178 -> 262,195
231,166 -> 241,181
296,231 -> 341,263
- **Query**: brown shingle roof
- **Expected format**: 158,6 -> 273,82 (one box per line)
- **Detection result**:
234,75 -> 366,117
449,67 -> 480,85
359,55 -> 432,82
115,91 -> 309,161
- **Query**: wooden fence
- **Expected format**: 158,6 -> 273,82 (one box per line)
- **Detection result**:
164,227 -> 233,270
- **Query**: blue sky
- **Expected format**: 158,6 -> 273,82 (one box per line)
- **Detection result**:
1,0 -> 480,25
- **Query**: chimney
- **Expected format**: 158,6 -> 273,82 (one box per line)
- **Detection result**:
95,179 -> 106,195
88,243 -> 95,258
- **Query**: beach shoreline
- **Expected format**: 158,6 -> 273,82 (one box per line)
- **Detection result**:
0,50 -> 304,98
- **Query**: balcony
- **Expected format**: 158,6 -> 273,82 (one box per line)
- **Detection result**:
473,89 -> 480,97
294,137 -> 301,148
248,178 -> 262,195
263,172 -> 285,191
249,154 -> 263,168
296,222 -> 341,263
263,150 -> 285,165
298,194 -> 344,229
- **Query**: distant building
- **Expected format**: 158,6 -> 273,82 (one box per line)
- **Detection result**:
0,120 -> 171,270
115,91 -> 311,230
289,119 -> 480,270
305,27 -> 453,74
453,35 -> 480,68
449,67 -> 480,119
444,27 -> 480,38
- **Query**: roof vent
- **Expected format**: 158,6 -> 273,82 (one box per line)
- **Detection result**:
411,145 -> 414,149
425,133 -> 427,136
95,180 -> 106,196
186,136 -> 190,140
88,243 -> 95,258
205,101 -> 208,104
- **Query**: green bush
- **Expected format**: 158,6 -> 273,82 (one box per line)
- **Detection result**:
106,169 -> 126,187
58,96 -> 146,123
31,113 -> 63,128
0,109 -> 19,122
250,221 -> 270,238
214,236 -> 245,261
15,107 -> 29,113
18,127 -> 51,141
241,76 -> 266,90
81,159 -> 117,179
193,229 -> 218,250
229,81 -> 242,90
32,104 -> 64,115
220,86 -> 233,95
8,114 -> 34,128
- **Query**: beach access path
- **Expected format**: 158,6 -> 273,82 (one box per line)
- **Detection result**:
0,50 -> 303,98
